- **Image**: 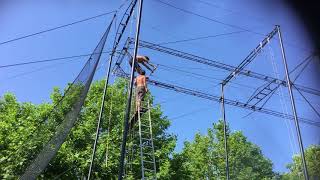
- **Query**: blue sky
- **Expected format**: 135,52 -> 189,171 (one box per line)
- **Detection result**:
1,0 -> 319,173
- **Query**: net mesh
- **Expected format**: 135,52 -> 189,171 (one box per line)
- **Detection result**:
20,19 -> 113,179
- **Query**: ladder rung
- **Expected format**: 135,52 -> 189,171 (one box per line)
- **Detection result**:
141,130 -> 150,134
144,168 -> 156,172
139,105 -> 148,108
257,95 -> 266,99
143,152 -> 154,156
143,160 -> 154,164
141,135 -> 151,139
141,124 -> 150,128
141,144 -> 153,148
142,138 -> 152,141
139,108 -> 148,113
140,121 -> 150,125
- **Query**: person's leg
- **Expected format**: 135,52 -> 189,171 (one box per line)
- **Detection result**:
137,87 -> 143,110
141,88 -> 146,102
136,66 -> 143,75
135,88 -> 139,111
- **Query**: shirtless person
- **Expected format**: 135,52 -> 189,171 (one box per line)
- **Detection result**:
134,70 -> 148,110
129,55 -> 157,74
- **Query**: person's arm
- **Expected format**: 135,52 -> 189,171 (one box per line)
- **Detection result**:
136,55 -> 143,63
143,56 -> 149,62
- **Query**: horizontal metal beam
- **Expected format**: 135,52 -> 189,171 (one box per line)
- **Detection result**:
114,71 -> 320,128
125,38 -> 320,97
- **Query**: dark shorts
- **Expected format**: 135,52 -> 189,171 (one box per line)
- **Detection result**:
136,86 -> 146,101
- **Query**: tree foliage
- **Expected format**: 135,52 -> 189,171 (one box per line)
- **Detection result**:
169,120 -> 275,180
3,78 -> 316,179
282,145 -> 320,180
0,79 -> 176,179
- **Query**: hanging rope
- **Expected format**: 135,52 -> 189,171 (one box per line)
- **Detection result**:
267,44 -> 298,155
105,89 -> 114,167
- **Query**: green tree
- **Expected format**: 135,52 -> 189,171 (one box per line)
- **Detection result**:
281,145 -> 320,180
0,93 -> 53,179
169,120 -> 275,180
0,79 -> 176,179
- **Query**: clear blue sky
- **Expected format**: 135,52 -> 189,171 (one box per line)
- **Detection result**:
1,0 -> 319,173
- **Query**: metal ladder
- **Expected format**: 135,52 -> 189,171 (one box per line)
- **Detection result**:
246,80 -> 280,107
125,99 -> 157,179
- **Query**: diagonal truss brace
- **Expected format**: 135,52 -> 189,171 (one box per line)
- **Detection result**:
222,27 -> 278,85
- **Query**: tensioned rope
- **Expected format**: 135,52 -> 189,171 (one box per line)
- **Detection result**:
0,30 -> 245,70
267,44 -> 298,155
0,11 -> 116,46
105,88 -> 114,167
154,0 -> 314,53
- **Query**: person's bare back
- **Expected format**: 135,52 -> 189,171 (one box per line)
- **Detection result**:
136,75 -> 147,87
136,55 -> 148,63
134,72 -> 148,110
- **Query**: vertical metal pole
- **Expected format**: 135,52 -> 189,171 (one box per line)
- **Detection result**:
87,39 -> 117,180
80,14 -> 116,180
220,84 -> 230,180
276,25 -> 309,180
118,0 -> 144,179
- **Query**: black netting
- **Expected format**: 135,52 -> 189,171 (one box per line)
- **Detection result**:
20,19 -> 114,179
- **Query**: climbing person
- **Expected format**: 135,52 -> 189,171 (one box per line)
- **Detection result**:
134,70 -> 148,111
129,55 -> 157,74
136,55 -> 157,73
129,56 -> 144,75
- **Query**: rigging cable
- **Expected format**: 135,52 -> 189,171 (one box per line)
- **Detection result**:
3,32 -> 319,106
0,50 -> 113,69
0,11 -> 116,46
194,0 -> 271,27
268,44 -> 298,155
154,0 -> 314,53
1,57 -> 83,82
105,89 -> 114,167
294,84 -> 320,119
243,51 -> 320,118
157,31 -> 246,46
0,30 -> 248,70
153,0 -> 264,36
